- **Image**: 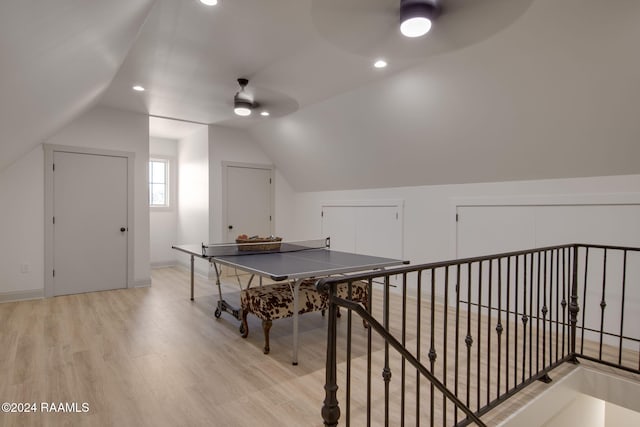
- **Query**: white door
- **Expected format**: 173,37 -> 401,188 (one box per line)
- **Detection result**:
225,165 -> 272,241
321,207 -> 357,252
321,204 -> 403,259
53,151 -> 128,296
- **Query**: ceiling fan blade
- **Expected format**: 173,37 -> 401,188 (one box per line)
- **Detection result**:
311,0 -> 534,59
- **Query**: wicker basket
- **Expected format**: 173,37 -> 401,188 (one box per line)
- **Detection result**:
236,236 -> 282,251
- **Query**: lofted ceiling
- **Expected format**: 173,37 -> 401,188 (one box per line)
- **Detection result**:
1,0 -> 639,191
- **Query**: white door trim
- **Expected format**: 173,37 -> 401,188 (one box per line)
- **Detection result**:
43,144 -> 135,297
221,161 -> 274,242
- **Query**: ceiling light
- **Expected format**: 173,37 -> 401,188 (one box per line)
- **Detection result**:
132,85 -> 145,92
400,0 -> 436,38
199,0 -> 218,6
234,100 -> 252,116
233,78 -> 255,117
260,111 -> 270,117
374,59 -> 387,69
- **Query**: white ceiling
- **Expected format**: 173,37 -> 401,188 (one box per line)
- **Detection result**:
1,0 -> 639,191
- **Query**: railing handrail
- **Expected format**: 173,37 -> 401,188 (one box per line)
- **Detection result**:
335,296 -> 487,426
319,242 -> 640,426
318,243 -> 640,291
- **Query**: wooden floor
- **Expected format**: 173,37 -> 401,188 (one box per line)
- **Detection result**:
0,267 -> 628,426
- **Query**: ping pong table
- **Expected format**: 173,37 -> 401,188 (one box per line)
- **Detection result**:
172,238 -> 406,364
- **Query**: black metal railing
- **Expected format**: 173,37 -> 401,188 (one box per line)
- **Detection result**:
318,243 -> 640,426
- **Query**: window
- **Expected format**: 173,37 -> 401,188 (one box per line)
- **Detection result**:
149,159 -> 169,207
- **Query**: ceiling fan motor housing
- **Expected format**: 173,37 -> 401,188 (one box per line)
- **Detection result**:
400,0 -> 439,22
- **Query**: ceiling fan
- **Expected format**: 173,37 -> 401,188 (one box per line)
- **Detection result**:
310,0 -> 534,60
230,78 -> 300,119
233,78 -> 259,117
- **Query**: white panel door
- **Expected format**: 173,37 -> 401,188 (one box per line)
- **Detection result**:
535,205 -> 640,247
321,204 -> 403,259
355,206 -> 402,259
457,204 -> 640,258
321,206 -> 357,252
456,206 -> 536,258
53,152 -> 128,296
226,166 -> 272,240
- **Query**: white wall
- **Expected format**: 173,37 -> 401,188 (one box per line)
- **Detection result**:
176,127 -> 209,274
292,174 -> 640,267
0,105 -> 150,299
46,105 -> 151,285
0,147 -> 44,298
501,367 -> 640,427
150,137 -> 178,266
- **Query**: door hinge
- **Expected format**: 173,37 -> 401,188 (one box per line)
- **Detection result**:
269,178 -> 272,184
53,269 -> 55,277
396,212 -> 399,220
321,211 -> 324,218
53,216 -> 55,224
456,213 -> 459,222
53,163 -> 55,171
269,215 -> 272,221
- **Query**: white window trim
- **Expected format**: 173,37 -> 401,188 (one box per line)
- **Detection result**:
149,155 -> 176,212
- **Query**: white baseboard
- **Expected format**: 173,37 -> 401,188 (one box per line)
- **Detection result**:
151,261 -> 177,269
0,288 -> 44,303
134,279 -> 152,288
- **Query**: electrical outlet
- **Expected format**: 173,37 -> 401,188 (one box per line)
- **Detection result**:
21,263 -> 30,273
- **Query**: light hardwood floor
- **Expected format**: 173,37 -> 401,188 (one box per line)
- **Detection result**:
0,267 -> 626,426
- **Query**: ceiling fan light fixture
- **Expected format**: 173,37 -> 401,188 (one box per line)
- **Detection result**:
233,78 -> 254,116
400,0 -> 436,38
199,0 -> 218,6
234,99 -> 252,116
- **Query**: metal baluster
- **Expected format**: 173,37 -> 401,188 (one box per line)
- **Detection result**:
346,280 -> 352,426
521,253 -> 529,383
321,282 -> 340,427
542,251 -> 548,374
569,245 -> 580,364
618,251 -> 627,365
466,263 -> 473,411
477,261 -> 483,410
529,252 -> 534,378
497,257 -> 503,398
536,251 -> 542,374
514,254 -> 520,388
416,272 -> 422,427
580,247 -> 589,354
555,250 -> 560,362
561,248 -> 567,357
539,251 -> 552,383
598,249 -> 608,359
383,275 -> 391,427
443,266 -> 449,426
429,269 -> 437,427
486,259 -> 492,406
367,278 -> 373,426
401,273 -> 407,427
454,264 -> 461,425
505,256 -> 511,395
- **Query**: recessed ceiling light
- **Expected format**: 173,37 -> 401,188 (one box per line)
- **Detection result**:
260,111 -> 270,117
199,0 -> 218,6
374,59 -> 387,69
132,85 -> 145,92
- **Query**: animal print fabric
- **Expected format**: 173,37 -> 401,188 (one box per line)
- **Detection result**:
240,279 -> 369,322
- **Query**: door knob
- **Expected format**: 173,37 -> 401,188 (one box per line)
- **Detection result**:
120,227 -> 126,232
228,225 -> 233,230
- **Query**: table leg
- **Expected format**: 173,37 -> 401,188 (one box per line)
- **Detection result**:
190,255 -> 195,301
292,279 -> 300,365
